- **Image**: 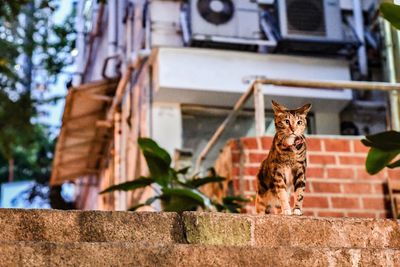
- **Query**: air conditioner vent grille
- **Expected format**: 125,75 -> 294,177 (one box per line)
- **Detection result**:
286,0 -> 326,36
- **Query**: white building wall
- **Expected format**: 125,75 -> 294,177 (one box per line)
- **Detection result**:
315,113 -> 341,135
151,102 -> 183,157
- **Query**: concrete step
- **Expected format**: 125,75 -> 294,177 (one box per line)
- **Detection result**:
0,209 -> 184,243
1,209 -> 399,250
183,212 -> 400,249
1,242 -> 399,267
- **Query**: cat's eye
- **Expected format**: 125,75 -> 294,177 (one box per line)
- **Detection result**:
297,121 -> 302,125
285,120 -> 290,124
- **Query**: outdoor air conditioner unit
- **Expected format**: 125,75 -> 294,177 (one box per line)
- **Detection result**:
276,0 -> 352,53
189,0 -> 263,44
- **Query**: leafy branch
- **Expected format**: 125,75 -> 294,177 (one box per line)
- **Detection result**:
100,138 -> 249,213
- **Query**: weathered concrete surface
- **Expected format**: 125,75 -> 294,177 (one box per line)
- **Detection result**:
1,209 -> 400,266
0,209 -> 184,243
0,242 -> 399,267
183,212 -> 252,245
254,215 -> 400,248
184,212 -> 400,249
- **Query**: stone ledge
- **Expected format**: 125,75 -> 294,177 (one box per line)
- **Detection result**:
0,242 -> 399,267
0,209 -> 185,243
0,209 -> 399,250
183,212 -> 400,249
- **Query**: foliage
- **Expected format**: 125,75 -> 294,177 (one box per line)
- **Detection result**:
0,125 -> 54,183
361,3 -> 400,175
0,1 -> 76,183
362,131 -> 400,174
380,3 -> 400,30
100,138 -> 250,212
0,1 -> 76,209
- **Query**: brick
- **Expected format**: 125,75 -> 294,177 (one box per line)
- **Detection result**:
248,153 -> 266,163
312,182 -> 341,193
363,197 -> 386,210
374,183 -> 385,194
306,138 -> 322,151
232,179 -> 240,191
303,196 -> 329,208
305,185 -> 312,193
317,211 -> 345,218
387,169 -> 400,180
302,210 -> 316,216
306,167 -> 324,178
243,180 -> 250,191
331,197 -> 360,209
339,156 -> 365,166
347,212 -> 376,218
244,167 -> 259,176
354,140 -> 370,153
308,154 -> 336,165
252,180 -> 257,191
343,183 -> 372,194
260,136 -> 273,150
324,139 -> 351,152
241,137 -> 258,150
231,152 -> 241,163
232,167 -> 240,176
327,168 -> 355,179
378,212 -> 390,219
356,168 -> 387,180
227,139 -> 240,151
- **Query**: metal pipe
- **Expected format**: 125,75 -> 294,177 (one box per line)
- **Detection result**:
383,19 -> 400,130
105,54 -> 146,122
73,0 -> 86,86
254,82 -> 266,136
195,81 -> 256,171
196,78 -> 400,171
108,0 -> 118,77
353,0 -> 368,77
254,78 -> 400,91
82,2 -> 105,82
106,64 -> 135,122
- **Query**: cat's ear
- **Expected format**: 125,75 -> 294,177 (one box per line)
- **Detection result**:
271,100 -> 288,114
296,103 -> 312,115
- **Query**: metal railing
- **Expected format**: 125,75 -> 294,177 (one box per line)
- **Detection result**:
195,78 -> 400,171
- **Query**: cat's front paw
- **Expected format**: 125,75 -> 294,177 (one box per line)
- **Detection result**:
293,208 -> 303,216
281,209 -> 292,215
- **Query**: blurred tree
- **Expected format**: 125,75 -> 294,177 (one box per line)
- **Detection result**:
0,0 -> 76,208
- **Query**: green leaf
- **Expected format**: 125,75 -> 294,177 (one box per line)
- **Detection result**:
364,131 -> 400,151
185,176 -> 226,188
366,148 -> 400,175
387,159 -> 400,169
128,196 -> 159,211
176,166 -> 191,175
361,138 -> 373,147
161,188 -> 205,212
138,138 -> 171,165
138,138 -> 172,186
380,3 -> 400,30
128,203 -> 146,211
99,177 -> 154,194
223,196 -> 251,204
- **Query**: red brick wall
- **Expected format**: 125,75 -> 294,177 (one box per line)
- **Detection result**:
222,135 -> 399,218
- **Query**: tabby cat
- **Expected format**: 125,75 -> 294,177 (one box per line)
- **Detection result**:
255,100 -> 311,215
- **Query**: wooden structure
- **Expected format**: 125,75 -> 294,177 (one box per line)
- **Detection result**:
51,79 -> 118,185
388,178 -> 400,219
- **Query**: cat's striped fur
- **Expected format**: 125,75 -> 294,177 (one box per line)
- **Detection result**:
256,100 -> 311,215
